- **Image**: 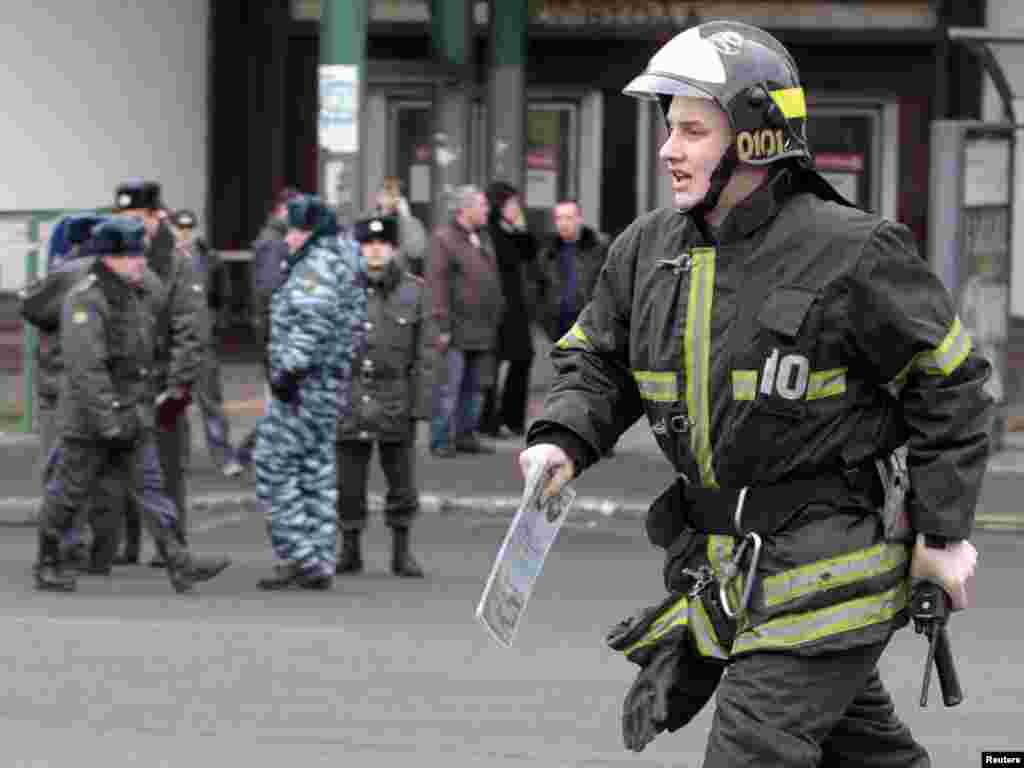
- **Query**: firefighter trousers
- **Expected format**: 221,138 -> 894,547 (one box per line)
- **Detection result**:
703,639 -> 929,767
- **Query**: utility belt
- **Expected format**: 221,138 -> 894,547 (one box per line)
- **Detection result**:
646,462 -> 882,548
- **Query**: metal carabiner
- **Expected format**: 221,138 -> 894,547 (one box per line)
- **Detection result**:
719,531 -> 763,620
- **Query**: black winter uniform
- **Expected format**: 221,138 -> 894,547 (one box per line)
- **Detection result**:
121,221 -> 204,557
337,261 -> 432,530
528,169 -> 992,766
37,259 -> 188,568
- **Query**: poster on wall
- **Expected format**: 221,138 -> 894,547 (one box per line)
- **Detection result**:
319,65 -> 359,155
526,148 -> 558,209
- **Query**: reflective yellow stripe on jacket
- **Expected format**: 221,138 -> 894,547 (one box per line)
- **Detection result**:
686,247 -> 717,487
887,315 -> 972,395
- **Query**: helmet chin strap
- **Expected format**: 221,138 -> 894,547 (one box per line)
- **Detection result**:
690,145 -> 739,221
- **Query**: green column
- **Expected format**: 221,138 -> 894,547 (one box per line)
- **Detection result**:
487,0 -> 528,194
319,0 -> 369,231
19,239 -> 39,433
430,0 -> 474,229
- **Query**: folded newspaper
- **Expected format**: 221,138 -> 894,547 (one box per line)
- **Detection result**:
475,462 -> 577,647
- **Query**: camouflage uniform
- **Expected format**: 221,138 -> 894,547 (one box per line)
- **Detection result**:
255,210 -> 367,581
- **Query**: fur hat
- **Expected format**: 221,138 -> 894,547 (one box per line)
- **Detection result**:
114,180 -> 162,212
353,214 -> 399,245
90,216 -> 147,256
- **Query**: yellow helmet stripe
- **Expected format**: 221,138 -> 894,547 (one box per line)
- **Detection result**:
770,87 -> 807,119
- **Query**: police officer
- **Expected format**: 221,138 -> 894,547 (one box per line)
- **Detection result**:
520,21 -> 988,766
170,208 -> 243,476
22,214 -> 126,573
255,195 -> 367,590
33,217 -> 231,593
112,181 -> 204,566
336,214 -> 432,578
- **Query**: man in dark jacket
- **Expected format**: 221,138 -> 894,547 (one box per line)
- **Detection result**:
520,21 -> 986,766
426,185 -> 504,456
32,217 -> 230,593
536,199 -> 609,342
336,214 -> 433,577
112,180 -> 204,567
170,209 -> 243,477
480,181 -> 540,438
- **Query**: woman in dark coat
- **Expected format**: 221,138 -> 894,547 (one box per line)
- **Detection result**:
480,181 -> 540,437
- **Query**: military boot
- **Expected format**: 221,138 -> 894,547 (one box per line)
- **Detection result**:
166,550 -> 232,593
390,526 -> 424,578
335,530 -> 364,575
34,532 -> 76,592
258,562 -> 333,591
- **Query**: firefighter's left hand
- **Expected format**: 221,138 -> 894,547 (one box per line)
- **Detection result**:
910,535 -> 977,612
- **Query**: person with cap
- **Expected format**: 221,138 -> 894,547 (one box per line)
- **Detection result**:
335,213 -> 433,578
21,213 -> 127,574
479,181 -> 542,439
518,21 -> 988,765
32,216 -> 231,593
254,195 -> 367,590
111,180 -> 204,567
169,208 -> 243,477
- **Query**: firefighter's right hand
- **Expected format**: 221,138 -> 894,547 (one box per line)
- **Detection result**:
518,443 -> 575,502
910,535 -> 978,612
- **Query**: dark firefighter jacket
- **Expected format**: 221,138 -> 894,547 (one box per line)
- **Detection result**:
57,259 -> 164,438
19,257 -> 164,411
527,168 -> 993,657
146,220 -> 204,395
338,261 -> 434,442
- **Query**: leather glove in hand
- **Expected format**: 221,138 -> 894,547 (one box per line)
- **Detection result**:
270,369 -> 303,405
156,387 -> 193,431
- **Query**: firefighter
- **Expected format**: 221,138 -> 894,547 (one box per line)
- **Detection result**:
519,21 -> 988,766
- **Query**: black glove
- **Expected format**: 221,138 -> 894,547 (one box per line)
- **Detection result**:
608,592 -> 724,753
270,369 -> 303,404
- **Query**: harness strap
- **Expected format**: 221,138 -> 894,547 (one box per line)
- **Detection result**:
683,464 -> 881,537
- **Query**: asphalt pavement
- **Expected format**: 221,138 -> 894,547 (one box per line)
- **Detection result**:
0,498 -> 1018,766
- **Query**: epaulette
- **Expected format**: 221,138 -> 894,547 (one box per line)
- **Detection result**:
69,273 -> 97,295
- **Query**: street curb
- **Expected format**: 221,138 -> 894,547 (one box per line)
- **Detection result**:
1,489 -> 1021,532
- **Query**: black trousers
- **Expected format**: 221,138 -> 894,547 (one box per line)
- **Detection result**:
480,358 -> 532,435
39,433 -> 183,563
703,640 -> 929,767
337,438 -> 418,531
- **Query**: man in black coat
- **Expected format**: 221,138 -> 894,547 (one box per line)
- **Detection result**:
480,181 -> 541,438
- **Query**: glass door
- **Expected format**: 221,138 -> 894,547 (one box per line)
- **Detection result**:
389,99 -> 434,225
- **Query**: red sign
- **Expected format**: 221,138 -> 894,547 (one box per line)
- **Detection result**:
816,153 -> 865,172
527,147 -> 558,170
